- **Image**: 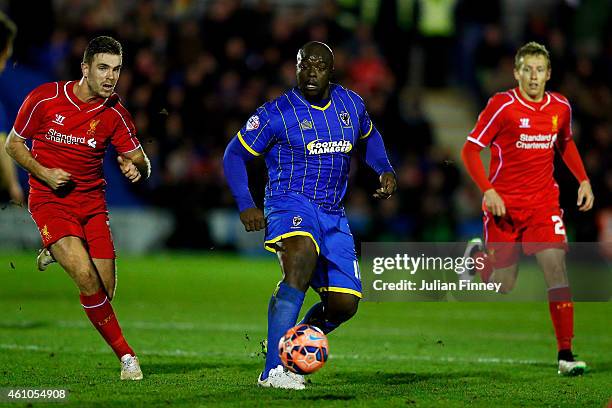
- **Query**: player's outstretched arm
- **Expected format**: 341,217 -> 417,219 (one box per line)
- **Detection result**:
223,136 -> 265,231
0,133 -> 24,204
5,130 -> 71,190
118,147 -> 151,183
461,141 -> 506,216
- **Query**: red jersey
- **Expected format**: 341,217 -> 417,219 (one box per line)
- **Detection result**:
12,80 -> 140,194
467,87 -> 573,208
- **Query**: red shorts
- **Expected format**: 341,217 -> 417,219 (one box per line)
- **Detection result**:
29,190 -> 115,259
483,205 -> 568,268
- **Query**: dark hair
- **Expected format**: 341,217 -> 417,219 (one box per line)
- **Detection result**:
82,36 -> 122,65
0,11 -> 17,52
515,41 -> 551,70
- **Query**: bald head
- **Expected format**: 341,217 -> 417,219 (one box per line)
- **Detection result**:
297,41 -> 334,68
296,42 -> 334,102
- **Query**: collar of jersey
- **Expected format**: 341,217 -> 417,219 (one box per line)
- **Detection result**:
310,99 -> 331,111
293,87 -> 332,111
512,87 -> 551,111
65,80 -> 108,111
65,80 -> 88,109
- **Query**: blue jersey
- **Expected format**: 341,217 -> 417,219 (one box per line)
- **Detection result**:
237,84 -> 381,211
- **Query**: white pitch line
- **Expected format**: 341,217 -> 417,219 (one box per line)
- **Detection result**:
336,353 -> 543,366
0,343 -> 547,366
56,320 -> 262,332
3,319 -> 611,343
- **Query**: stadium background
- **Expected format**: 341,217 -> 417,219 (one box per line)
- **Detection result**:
1,2 -> 611,406
0,0 -> 610,254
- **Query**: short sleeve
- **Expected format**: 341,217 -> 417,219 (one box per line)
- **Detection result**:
111,107 -> 141,154
236,105 -> 275,156
13,82 -> 59,139
467,93 -> 513,148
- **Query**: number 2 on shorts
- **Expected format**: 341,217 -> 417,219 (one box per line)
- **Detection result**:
551,215 -> 566,236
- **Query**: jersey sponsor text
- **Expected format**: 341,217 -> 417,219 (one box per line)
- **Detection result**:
307,139 -> 352,155
46,128 -> 85,145
516,133 -> 557,149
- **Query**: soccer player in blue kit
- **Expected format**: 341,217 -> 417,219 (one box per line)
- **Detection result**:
223,41 -> 396,389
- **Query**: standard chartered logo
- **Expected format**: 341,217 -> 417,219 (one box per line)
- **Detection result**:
307,139 -> 353,155
516,133 -> 557,149
46,128 -> 96,148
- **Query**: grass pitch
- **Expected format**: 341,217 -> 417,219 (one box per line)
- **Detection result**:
0,251 -> 610,407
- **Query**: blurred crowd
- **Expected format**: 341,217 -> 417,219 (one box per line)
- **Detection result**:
1,0 -> 610,247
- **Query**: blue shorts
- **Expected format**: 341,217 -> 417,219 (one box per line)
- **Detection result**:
264,192 -> 362,298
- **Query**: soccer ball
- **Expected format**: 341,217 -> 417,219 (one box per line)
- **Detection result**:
278,324 -> 329,374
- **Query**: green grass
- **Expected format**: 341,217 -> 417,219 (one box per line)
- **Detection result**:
0,251 -> 610,407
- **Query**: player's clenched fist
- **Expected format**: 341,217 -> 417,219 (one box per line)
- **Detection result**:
117,155 -> 141,183
240,207 -> 266,232
43,168 -> 71,190
373,172 -> 397,199
484,188 -> 506,217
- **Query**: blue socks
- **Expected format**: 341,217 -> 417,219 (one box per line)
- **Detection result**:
262,282 -> 305,379
299,302 -> 340,334
299,302 -> 324,326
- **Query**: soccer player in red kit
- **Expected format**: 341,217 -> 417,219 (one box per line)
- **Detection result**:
460,42 -> 594,376
5,36 -> 150,380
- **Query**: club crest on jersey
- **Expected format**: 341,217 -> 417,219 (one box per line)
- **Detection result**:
339,111 -> 351,127
307,139 -> 353,155
519,118 -> 530,128
41,225 -> 52,240
87,119 -> 100,136
551,115 -> 558,133
292,215 -> 302,227
52,114 -> 66,126
300,119 -> 313,130
246,115 -> 260,131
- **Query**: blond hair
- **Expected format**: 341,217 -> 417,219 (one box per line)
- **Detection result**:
514,42 -> 550,70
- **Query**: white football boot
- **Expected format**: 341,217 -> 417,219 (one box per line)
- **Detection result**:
286,370 -> 306,386
257,365 -> 305,390
120,354 -> 143,380
456,238 -> 484,281
37,248 -> 56,271
260,339 -> 306,385
558,359 -> 587,376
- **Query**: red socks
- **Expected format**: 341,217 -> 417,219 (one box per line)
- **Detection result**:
547,286 -> 573,351
80,288 -> 134,359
